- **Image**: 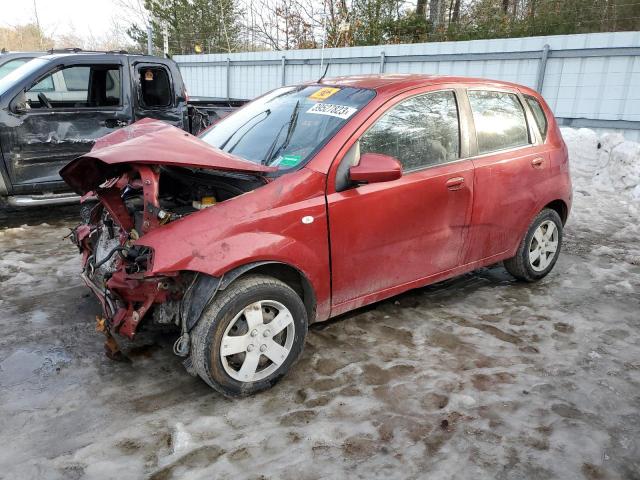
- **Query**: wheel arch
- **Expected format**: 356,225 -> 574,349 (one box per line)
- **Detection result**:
183,261 -> 317,332
543,199 -> 569,225
507,198 -> 569,258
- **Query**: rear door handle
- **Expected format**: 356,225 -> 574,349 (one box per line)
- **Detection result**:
446,176 -> 465,191
531,157 -> 544,168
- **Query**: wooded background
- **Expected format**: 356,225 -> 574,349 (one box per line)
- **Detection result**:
1,0 -> 639,54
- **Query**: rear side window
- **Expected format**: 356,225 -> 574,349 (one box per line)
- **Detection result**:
468,90 -> 529,154
360,90 -> 460,171
139,67 -> 172,107
524,95 -> 548,140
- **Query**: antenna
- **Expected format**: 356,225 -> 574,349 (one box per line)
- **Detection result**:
317,8 -> 329,83
317,62 -> 330,83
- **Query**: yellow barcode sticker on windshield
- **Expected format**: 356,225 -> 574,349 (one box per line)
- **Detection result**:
309,87 -> 340,101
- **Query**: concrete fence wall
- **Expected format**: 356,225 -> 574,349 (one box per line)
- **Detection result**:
174,32 -> 640,140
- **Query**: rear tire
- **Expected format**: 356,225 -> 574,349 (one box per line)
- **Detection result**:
504,208 -> 563,282
190,274 -> 307,397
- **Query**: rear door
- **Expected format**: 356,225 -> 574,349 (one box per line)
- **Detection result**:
463,88 -> 549,263
132,61 -> 186,129
327,89 -> 474,313
0,58 -> 131,187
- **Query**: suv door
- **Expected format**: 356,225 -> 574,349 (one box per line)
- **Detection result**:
1,60 -> 131,187
327,89 -> 474,315
462,88 -> 549,263
132,62 -> 184,129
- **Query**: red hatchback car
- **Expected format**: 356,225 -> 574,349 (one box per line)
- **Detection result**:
61,74 -> 572,396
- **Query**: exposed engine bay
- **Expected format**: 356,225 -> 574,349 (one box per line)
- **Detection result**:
70,163 -> 265,348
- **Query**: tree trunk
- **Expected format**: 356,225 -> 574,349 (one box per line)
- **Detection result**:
452,0 -> 461,22
429,0 -> 443,27
502,0 -> 509,14
417,0 -> 427,17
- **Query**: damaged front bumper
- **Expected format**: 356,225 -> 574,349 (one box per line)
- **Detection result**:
60,119 -> 270,350
72,216 -> 182,340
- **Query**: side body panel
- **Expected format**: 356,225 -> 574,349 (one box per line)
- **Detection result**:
464,146 -> 551,262
463,86 -> 572,263
328,160 -> 474,308
324,84 -> 476,315
137,168 -> 333,322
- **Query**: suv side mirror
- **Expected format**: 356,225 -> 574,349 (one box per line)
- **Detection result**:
10,91 -> 29,114
349,152 -> 402,184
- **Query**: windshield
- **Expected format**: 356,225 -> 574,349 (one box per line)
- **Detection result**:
0,58 -> 48,97
200,85 -> 376,170
0,58 -> 31,80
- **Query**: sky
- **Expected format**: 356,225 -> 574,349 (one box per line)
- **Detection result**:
0,0 -> 129,39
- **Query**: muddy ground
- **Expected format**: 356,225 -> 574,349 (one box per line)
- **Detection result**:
1,160 -> 639,478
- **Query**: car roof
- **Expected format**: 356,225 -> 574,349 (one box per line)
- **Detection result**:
0,52 -> 44,61
319,73 -> 536,96
40,52 -> 163,62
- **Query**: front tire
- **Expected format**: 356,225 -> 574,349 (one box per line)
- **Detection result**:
190,275 -> 308,397
504,208 -> 563,282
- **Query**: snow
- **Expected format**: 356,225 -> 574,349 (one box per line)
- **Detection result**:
562,127 -> 640,199
0,128 -> 639,479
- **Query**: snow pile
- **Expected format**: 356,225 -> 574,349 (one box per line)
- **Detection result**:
562,127 -> 640,199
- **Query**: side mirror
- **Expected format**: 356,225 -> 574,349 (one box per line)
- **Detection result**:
10,91 -> 29,114
349,152 -> 402,184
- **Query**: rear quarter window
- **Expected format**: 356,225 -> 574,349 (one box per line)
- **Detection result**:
524,95 -> 548,141
468,90 -> 530,154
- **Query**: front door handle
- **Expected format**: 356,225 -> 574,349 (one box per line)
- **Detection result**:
531,157 -> 544,168
446,176 -> 465,191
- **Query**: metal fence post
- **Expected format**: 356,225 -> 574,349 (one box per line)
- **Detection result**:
536,44 -> 550,93
147,25 -> 153,55
281,56 -> 286,86
225,57 -> 231,100
379,51 -> 386,73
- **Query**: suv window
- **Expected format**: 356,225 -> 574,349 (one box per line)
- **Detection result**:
468,90 -> 529,154
524,95 -> 548,140
139,67 -> 172,107
0,58 -> 30,80
30,74 -> 54,92
26,65 -> 121,108
61,67 -> 90,91
360,90 -> 460,171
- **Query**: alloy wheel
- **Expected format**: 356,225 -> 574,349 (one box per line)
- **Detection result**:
528,220 -> 559,272
219,300 -> 295,382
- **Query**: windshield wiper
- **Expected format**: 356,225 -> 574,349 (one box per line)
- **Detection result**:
227,110 -> 271,154
262,100 -> 301,165
219,109 -> 270,151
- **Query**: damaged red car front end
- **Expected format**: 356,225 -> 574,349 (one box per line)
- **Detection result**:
61,118 -> 276,347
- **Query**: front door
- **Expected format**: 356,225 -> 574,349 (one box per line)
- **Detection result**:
327,90 -> 474,313
1,62 -> 130,187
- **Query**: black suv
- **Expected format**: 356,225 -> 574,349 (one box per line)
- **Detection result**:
0,50 -> 238,207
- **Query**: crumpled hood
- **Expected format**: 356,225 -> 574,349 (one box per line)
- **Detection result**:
60,118 -> 276,194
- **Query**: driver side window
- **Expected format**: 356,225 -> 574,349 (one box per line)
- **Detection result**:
25,65 -> 121,109
360,90 -> 460,172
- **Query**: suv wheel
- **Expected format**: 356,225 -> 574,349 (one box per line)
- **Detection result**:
504,208 -> 563,282
190,275 -> 308,396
